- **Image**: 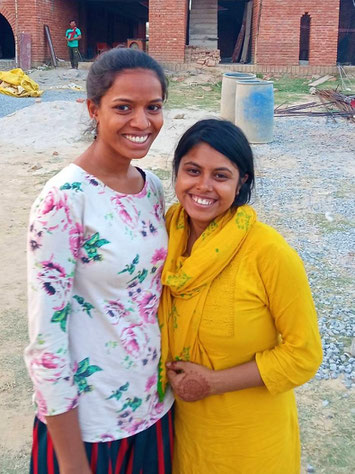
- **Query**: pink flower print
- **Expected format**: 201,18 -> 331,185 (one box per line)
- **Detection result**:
121,323 -> 149,359
41,352 -> 65,370
145,374 -> 157,392
137,291 -> 159,323
152,202 -> 164,222
151,248 -> 167,266
41,189 -> 58,214
35,389 -> 48,418
37,256 -> 73,309
111,196 -> 139,229
69,223 -> 84,258
148,392 -> 165,419
39,188 -> 72,230
29,350 -> 66,384
104,300 -> 132,325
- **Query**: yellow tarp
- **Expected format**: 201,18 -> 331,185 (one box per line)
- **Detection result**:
0,68 -> 43,97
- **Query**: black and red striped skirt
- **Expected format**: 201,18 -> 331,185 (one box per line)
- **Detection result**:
30,409 -> 174,474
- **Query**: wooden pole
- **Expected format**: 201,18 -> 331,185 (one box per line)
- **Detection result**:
240,1 -> 253,64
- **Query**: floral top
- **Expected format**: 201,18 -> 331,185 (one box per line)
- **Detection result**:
24,163 -> 173,442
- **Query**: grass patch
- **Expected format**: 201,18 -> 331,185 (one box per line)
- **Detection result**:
166,74 -> 355,111
166,81 -> 221,110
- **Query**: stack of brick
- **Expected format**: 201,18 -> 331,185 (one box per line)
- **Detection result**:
185,45 -> 221,67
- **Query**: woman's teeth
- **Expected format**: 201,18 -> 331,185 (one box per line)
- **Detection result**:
192,195 -> 214,206
125,135 -> 149,143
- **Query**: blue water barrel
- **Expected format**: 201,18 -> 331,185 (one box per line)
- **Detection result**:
220,72 -> 256,122
235,80 -> 274,144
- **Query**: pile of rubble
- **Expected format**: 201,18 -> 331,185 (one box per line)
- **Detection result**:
275,89 -> 355,123
184,46 -> 221,67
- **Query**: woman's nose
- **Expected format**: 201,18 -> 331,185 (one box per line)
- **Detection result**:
196,176 -> 212,191
130,109 -> 151,129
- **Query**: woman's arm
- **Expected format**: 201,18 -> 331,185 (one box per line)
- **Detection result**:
167,360 -> 263,402
25,184 -> 86,467
46,409 -> 91,474
167,240 -> 322,402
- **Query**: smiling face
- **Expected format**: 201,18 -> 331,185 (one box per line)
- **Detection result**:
87,68 -> 164,163
175,142 -> 242,235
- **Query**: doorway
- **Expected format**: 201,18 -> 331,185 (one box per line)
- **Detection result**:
0,14 -> 15,59
218,0 -> 247,63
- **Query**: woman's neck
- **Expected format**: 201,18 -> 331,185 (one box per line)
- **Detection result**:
186,219 -> 208,256
76,141 -> 131,178
75,141 -> 144,194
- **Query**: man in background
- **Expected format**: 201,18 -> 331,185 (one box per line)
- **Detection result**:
65,20 -> 82,69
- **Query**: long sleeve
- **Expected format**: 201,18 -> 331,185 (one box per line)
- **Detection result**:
24,184 -> 82,419
255,241 -> 323,395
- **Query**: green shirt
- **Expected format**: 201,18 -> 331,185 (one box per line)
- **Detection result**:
66,28 -> 81,48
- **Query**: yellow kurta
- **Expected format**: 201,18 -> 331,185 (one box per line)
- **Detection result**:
166,215 -> 322,474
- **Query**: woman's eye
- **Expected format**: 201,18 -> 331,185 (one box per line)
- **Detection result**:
148,104 -> 162,112
115,105 -> 130,112
186,168 -> 199,175
215,173 -> 228,180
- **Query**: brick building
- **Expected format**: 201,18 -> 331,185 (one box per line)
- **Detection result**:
0,0 -> 354,69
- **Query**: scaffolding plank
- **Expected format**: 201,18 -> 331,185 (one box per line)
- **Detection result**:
240,1 -> 253,64
232,6 -> 247,63
44,25 -> 57,68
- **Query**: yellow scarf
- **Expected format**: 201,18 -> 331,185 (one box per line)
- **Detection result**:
158,203 -> 257,400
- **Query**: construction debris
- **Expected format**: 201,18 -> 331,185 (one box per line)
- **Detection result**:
274,89 -> 355,123
308,75 -> 335,87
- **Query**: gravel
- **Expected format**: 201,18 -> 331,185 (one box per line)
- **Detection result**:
0,90 -> 85,118
252,117 -> 355,388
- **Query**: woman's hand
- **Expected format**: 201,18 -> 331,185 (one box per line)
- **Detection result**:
167,359 -> 264,402
166,360 -> 216,402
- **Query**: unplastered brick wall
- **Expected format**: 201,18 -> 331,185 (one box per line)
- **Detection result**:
252,0 -> 340,66
185,45 -> 221,66
0,0 -> 79,65
149,0 -> 188,63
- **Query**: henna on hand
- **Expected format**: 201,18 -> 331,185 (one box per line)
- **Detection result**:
174,370 -> 211,402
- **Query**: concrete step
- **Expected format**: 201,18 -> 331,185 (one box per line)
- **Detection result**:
0,59 -> 16,71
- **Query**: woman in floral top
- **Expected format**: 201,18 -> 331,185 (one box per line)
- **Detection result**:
25,49 -> 174,474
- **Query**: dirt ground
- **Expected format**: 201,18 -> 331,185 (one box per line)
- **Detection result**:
0,66 -> 354,473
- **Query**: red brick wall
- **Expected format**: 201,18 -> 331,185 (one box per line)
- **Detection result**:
0,0 -> 19,60
1,0 -> 341,67
34,0 -> 79,64
0,0 -> 79,65
149,0 -> 188,63
252,0 -> 340,66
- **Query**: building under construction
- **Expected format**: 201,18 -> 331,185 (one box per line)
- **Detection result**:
0,0 -> 354,71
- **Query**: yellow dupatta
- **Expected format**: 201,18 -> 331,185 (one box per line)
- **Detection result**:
157,202 -> 257,400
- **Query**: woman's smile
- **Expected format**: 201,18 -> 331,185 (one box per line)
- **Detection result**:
123,134 -> 150,144
175,142 -> 241,236
189,194 -> 217,207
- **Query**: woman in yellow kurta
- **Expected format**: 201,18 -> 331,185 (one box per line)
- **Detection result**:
158,119 -> 323,474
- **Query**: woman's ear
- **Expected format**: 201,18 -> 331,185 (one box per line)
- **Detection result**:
87,99 -> 99,120
236,174 -> 249,196
241,173 -> 249,185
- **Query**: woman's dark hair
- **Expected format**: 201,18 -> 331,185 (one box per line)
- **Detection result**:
173,119 -> 254,207
87,48 -> 168,105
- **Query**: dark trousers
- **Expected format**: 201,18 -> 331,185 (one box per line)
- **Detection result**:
68,46 -> 79,69
30,408 -> 174,473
